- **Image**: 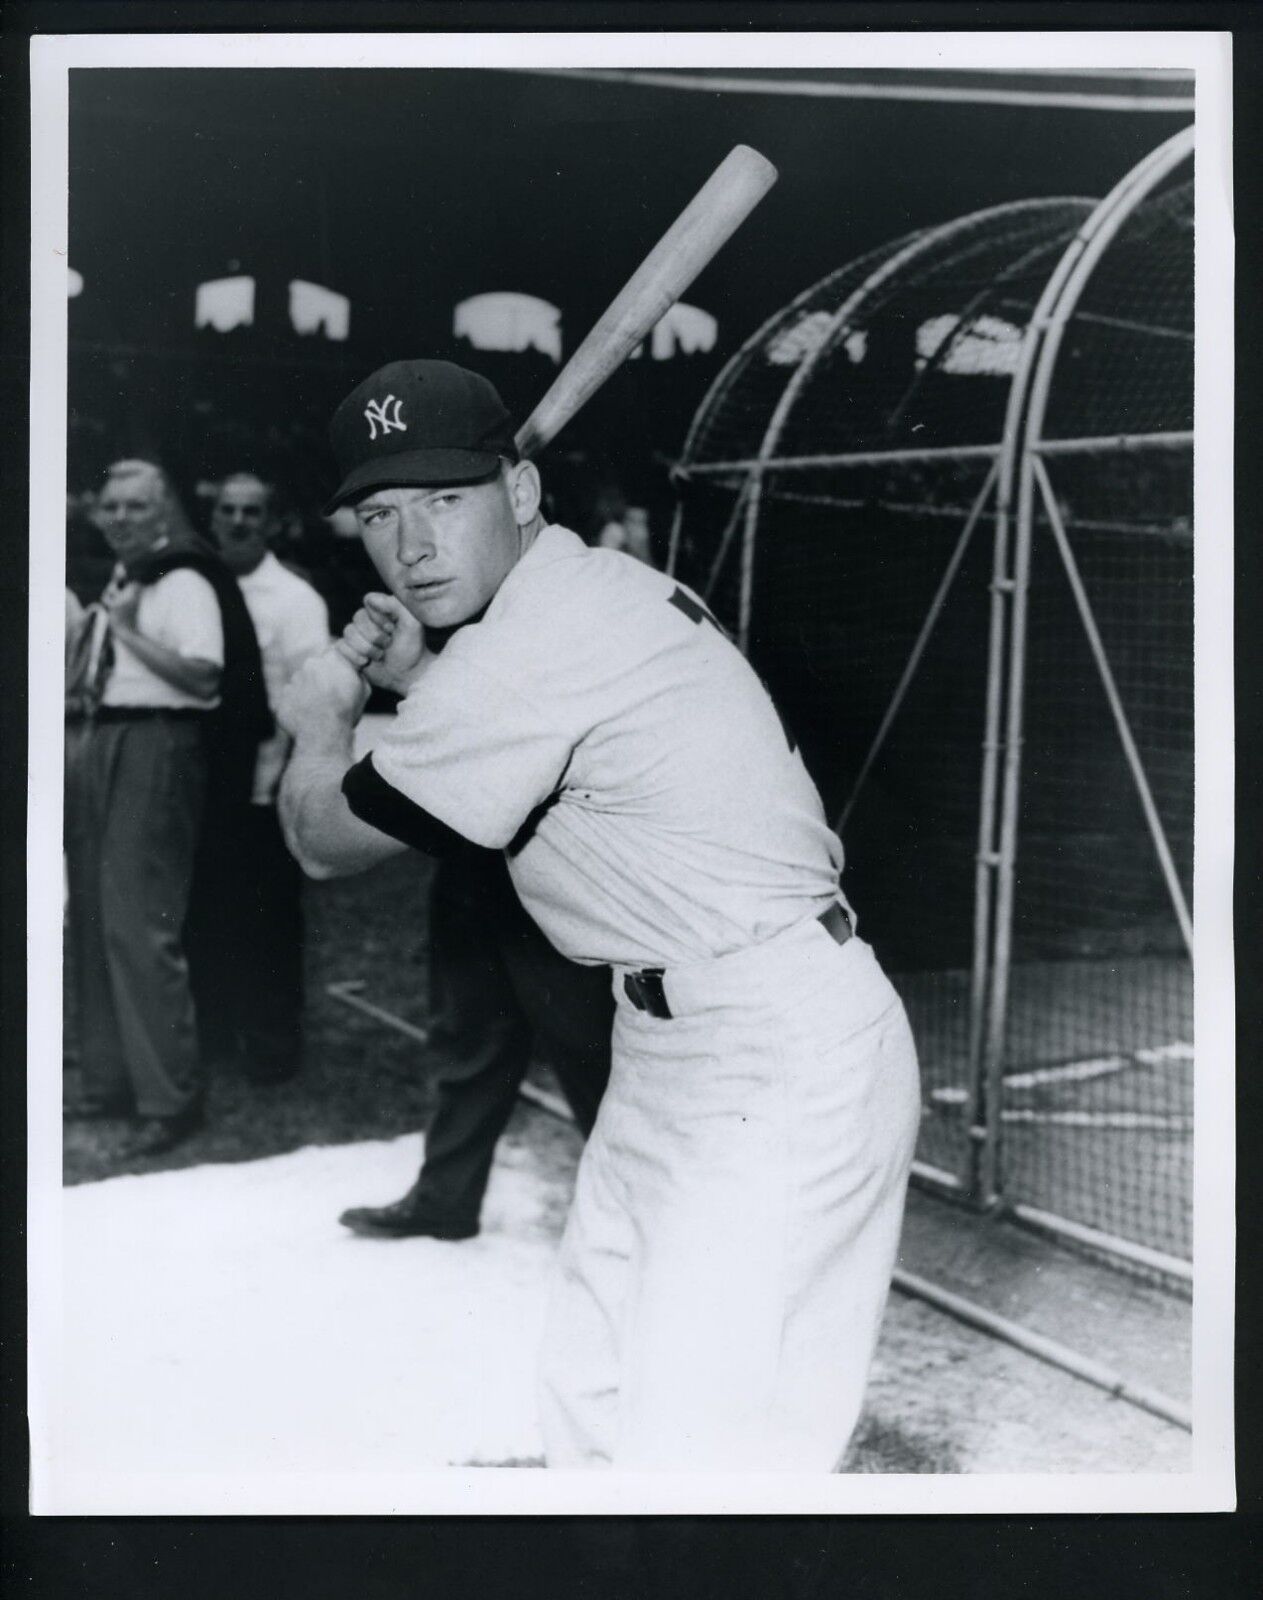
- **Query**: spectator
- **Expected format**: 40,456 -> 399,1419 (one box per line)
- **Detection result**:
64,461 -> 268,1156
185,472 -> 330,1082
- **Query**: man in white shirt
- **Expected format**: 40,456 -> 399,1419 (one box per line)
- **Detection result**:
65,462 -> 227,1156
277,361 -> 920,1471
185,473 -> 329,1082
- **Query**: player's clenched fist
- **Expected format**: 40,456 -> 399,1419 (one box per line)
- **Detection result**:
276,644 -> 370,745
334,592 -> 428,695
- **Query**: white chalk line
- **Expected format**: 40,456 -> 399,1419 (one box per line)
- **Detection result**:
1001,1110 -> 1191,1132
930,1040 -> 1193,1118
1006,1041 -> 1193,1090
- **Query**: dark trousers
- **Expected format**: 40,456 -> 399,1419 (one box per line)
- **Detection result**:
64,716 -> 206,1119
414,850 -> 614,1224
185,802 -> 304,1078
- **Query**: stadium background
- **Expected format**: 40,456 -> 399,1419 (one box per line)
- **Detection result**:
66,69 -> 1187,520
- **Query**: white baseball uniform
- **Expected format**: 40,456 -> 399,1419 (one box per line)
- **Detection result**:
355,523 -> 920,1470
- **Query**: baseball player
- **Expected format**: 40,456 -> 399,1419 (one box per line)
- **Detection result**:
277,359 -> 921,1471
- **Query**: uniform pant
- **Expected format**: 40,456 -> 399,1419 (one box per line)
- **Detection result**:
185,802 -> 304,1078
412,851 -> 613,1225
538,919 -> 921,1472
64,716 -> 206,1119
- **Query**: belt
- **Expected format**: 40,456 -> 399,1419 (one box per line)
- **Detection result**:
623,900 -> 853,1021
93,706 -> 210,723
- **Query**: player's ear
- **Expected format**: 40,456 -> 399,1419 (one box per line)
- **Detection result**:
506,460 -> 542,528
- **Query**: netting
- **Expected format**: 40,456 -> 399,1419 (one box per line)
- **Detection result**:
673,147 -> 1194,1275
683,198 -> 1095,473
675,199 -> 1096,1199
996,172 -> 1193,1261
741,473 -> 1001,1185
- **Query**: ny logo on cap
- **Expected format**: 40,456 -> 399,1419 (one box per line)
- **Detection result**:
364,394 -> 407,441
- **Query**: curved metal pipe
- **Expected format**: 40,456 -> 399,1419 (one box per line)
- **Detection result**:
977,126 -> 1195,1203
678,199 -> 1090,650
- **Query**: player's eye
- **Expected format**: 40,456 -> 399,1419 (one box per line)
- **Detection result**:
429,492 -> 461,509
359,508 -> 391,527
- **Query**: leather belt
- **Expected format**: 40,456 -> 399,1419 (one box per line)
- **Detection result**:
817,899 -> 853,948
623,901 -> 853,1021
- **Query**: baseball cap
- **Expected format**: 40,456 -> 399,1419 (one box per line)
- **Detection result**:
324,359 -> 519,514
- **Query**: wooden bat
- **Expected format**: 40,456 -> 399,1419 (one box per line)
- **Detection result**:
514,144 -> 778,460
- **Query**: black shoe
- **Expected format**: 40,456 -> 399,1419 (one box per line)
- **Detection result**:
118,1107 -> 203,1159
338,1191 -> 479,1241
64,1094 -> 131,1121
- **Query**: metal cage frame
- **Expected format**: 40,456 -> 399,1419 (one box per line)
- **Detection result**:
670,127 -> 1195,1281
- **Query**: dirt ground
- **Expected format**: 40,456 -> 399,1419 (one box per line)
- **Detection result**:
60,852 -> 1193,1477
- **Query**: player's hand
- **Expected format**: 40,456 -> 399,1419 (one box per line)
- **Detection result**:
334,592 -> 427,694
276,644 -> 370,746
101,575 -> 141,631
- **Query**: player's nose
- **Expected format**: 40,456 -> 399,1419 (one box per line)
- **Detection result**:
395,505 -> 437,565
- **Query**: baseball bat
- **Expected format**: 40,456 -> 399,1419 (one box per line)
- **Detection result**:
514,144 -> 778,460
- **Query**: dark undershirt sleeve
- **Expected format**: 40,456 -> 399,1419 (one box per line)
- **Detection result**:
341,754 -> 473,858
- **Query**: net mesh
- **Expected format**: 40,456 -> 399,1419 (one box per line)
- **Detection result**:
997,172 -> 1193,1261
683,197 -> 1093,478
674,165 -> 1193,1269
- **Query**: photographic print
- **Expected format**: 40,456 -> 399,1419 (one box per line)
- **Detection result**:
27,28 -> 1235,1515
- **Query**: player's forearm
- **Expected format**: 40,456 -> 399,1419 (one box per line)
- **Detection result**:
109,623 -> 221,700
279,735 -> 405,880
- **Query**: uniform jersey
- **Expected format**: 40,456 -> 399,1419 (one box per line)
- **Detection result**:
365,524 -> 844,969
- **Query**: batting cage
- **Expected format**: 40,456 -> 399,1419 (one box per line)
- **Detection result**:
668,127 -> 1194,1283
